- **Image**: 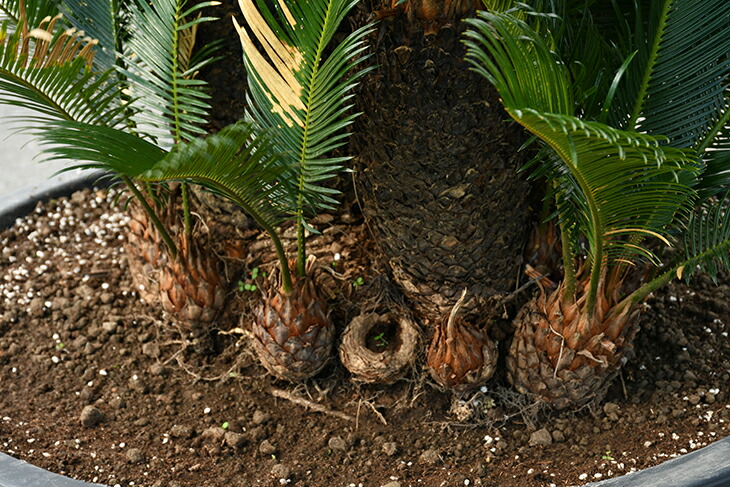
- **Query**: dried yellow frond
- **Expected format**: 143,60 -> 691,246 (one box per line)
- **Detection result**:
235,0 -> 305,127
16,9 -> 97,70
178,14 -> 200,74
604,228 -> 671,247
28,28 -> 52,43
676,266 -> 685,279
276,0 -> 297,27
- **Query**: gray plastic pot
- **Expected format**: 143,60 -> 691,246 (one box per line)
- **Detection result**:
585,437 -> 729,486
0,174 -> 728,487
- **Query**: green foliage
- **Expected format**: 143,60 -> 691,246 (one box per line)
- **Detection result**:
681,193 -> 730,283
464,3 -> 730,312
132,121 -> 300,285
0,0 -> 57,30
624,0 -> 730,148
0,0 -> 223,258
119,122 -> 289,234
234,0 -> 375,275
38,121 -> 166,174
0,0 -> 220,150
119,0 -> 220,145
58,0 -> 123,72
0,12 -> 126,130
371,331 -> 387,348
239,281 -> 256,292
699,112 -> 730,200
0,0 -> 372,293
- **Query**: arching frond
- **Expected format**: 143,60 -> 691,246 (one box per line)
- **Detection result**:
0,8 -> 125,129
680,192 -> 730,282
465,11 -> 697,257
518,109 -> 698,264
694,87 -> 730,201
464,11 -> 573,117
139,121 -> 292,231
465,11 -> 700,313
36,120 -> 167,176
37,119 -> 291,231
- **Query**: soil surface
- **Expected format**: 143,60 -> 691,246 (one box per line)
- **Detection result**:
1,3 -> 729,487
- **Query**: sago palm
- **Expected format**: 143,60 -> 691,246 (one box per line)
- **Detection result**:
352,0 -> 534,390
464,2 -> 730,409
112,0 -> 226,329
32,0 -> 374,381
231,0 -> 374,380
0,0 -> 226,335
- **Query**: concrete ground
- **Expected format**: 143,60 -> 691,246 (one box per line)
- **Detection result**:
0,105 -> 73,197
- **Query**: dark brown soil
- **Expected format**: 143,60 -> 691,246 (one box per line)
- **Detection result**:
1,183 -> 729,487
1,4 -> 729,487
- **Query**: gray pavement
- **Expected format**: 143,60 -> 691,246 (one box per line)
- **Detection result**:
0,105 -> 74,197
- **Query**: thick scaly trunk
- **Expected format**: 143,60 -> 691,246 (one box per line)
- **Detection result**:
353,17 -> 534,324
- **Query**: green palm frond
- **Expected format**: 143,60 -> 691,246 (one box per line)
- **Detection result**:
518,110 -> 697,263
46,119 -> 292,229
483,2 -> 619,120
0,9 -> 126,129
120,0 -> 219,145
698,105 -> 730,200
680,192 -> 730,282
138,120 -> 297,289
37,119 -> 293,276
37,120 -> 167,176
234,0 -> 374,209
233,0 -> 375,274
464,11 -> 699,314
464,11 -> 573,116
0,0 -> 58,31
617,189 -> 730,309
465,11 -> 697,241
619,0 -> 730,148
139,121 -> 291,231
598,1 -> 653,131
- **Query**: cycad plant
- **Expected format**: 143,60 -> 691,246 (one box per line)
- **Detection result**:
111,0 -> 227,328
0,0 -> 227,334
1,0 -> 373,380
227,0 -> 374,380
464,2 -> 730,409
352,0 -> 535,391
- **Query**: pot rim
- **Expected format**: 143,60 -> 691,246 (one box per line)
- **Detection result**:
0,170 -> 111,230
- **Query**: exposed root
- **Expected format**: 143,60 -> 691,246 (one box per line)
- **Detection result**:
365,401 -> 388,426
270,388 -> 355,422
491,386 -> 548,431
172,352 -> 249,383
